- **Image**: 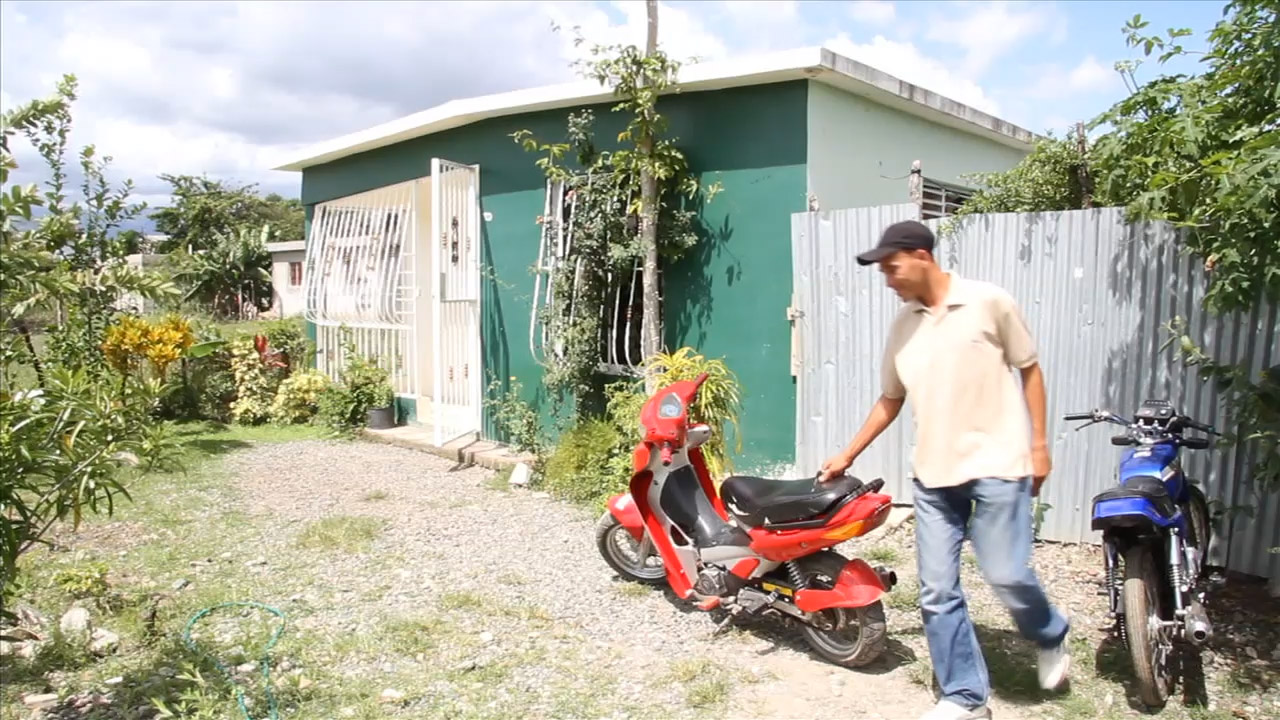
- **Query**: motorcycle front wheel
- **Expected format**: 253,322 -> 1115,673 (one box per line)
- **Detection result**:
1123,544 -> 1174,708
793,551 -> 888,668
595,511 -> 666,585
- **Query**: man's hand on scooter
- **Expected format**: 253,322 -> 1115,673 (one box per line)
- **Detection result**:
818,451 -> 854,482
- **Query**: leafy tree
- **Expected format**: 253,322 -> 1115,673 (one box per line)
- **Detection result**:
150,174 -> 304,253
948,1 -> 1279,498
1,74 -> 176,618
172,224 -> 273,320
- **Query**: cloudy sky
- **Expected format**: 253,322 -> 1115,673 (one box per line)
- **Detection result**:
1,0 -> 1224,217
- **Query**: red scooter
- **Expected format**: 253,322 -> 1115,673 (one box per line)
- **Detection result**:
595,372 -> 898,667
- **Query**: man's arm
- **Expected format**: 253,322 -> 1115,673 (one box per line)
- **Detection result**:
1020,362 -> 1049,451
995,290 -> 1052,492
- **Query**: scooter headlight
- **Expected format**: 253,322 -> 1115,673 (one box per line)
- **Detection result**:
658,392 -> 684,419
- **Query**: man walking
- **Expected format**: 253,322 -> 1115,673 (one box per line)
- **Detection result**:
819,220 -> 1070,720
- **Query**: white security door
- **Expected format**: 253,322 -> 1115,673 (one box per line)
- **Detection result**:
430,158 -> 482,446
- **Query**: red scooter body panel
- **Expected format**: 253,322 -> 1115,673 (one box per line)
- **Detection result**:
794,558 -> 888,611
745,492 -> 893,563
607,492 -> 646,542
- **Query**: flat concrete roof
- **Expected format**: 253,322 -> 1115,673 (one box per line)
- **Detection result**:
266,240 -> 305,253
271,45 -> 1036,173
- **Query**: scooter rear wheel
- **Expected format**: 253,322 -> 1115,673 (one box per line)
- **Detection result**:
595,511 -> 666,585
794,551 -> 888,668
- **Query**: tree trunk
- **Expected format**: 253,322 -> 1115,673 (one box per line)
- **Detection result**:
640,0 -> 662,394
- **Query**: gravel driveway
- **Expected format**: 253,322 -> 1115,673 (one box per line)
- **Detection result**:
215,438 -> 1278,720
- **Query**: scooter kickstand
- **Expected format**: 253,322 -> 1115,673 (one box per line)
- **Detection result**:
712,607 -> 742,637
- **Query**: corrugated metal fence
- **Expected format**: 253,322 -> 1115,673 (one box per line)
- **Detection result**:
791,205 -> 1280,580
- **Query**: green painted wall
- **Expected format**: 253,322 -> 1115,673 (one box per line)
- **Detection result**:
299,81 -> 809,470
805,81 -> 1028,211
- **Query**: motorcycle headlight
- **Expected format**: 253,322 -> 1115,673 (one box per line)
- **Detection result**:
658,392 -> 684,419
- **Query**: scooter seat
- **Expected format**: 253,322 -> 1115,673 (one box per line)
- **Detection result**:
720,473 -> 866,528
1092,475 -> 1178,518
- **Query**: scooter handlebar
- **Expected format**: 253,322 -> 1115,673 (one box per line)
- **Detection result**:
660,444 -> 674,466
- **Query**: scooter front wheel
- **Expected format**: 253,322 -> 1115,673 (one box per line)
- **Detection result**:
794,551 -> 888,668
595,511 -> 666,585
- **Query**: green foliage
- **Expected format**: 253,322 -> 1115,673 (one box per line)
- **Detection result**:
640,346 -> 743,480
0,74 -> 180,615
150,173 -> 304,253
937,3 -> 1279,516
541,419 -> 628,509
943,133 -> 1093,229
526,347 -> 743,509
1090,2 -> 1279,314
314,337 -> 395,433
485,377 -> 547,456
171,224 -> 274,321
270,368 -> 331,425
52,562 -> 110,601
0,366 -> 174,614
1165,320 -> 1280,495
227,338 -> 276,425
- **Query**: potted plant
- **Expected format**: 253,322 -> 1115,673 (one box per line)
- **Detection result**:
363,377 -> 396,430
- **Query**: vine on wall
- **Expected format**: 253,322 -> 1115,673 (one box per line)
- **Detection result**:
510,38 -> 721,417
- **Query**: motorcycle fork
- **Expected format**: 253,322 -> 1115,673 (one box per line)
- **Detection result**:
1104,539 -> 1122,619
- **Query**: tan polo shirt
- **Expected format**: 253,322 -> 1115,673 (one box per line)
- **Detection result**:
882,274 -> 1038,489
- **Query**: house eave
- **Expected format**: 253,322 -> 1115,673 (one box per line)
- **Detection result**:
270,46 -> 1036,173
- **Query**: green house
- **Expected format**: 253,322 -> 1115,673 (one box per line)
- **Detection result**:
271,46 -> 1033,472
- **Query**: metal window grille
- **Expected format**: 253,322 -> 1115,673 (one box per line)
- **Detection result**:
530,176 -> 656,377
304,180 -> 418,398
920,177 -> 974,219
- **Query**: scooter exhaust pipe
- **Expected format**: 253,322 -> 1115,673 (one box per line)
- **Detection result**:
874,566 -> 898,589
1185,601 -> 1212,645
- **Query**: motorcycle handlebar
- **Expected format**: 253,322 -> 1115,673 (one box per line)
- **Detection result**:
1063,412 -> 1093,421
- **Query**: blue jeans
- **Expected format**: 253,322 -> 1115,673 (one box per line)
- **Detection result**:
913,477 -> 1069,709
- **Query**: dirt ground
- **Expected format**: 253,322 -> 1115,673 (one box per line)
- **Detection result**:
5,435 -> 1277,720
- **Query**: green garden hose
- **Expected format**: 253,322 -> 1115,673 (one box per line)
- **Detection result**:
182,602 -> 287,720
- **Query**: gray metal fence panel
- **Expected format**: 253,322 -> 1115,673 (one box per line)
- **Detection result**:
791,204 -> 921,501
792,205 -> 1280,580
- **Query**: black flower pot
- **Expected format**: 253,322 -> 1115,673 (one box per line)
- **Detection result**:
366,405 -> 395,430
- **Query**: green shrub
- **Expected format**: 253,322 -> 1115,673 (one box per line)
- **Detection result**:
228,338 -> 275,424
270,368 -> 331,424
541,418 -> 629,509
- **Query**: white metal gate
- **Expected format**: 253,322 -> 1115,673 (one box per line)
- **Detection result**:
430,158 -> 482,446
305,180 -> 419,399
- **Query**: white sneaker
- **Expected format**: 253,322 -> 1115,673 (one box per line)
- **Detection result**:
1038,632 -> 1071,690
919,699 -> 992,720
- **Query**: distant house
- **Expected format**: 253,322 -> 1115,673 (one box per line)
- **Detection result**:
266,240 -> 306,317
271,46 -> 1036,461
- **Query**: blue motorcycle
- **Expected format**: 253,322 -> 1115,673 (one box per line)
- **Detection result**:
1063,399 -> 1216,708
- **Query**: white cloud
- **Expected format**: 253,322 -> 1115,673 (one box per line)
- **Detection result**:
923,1 -> 1060,76
3,0 -> 1114,213
1024,55 -> 1124,101
823,32 -> 1001,115
1067,56 -> 1121,92
848,1 -> 896,26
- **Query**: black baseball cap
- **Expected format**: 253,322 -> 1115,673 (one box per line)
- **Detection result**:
856,220 -> 936,266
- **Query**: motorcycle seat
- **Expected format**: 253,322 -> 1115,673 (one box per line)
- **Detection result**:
719,473 -> 866,528
1092,475 -> 1178,518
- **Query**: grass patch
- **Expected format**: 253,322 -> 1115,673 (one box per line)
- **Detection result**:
295,516 -> 385,553
886,580 -> 920,611
614,581 -> 653,599
864,545 -> 900,565
485,466 -> 514,492
361,488 -> 389,502
665,658 -> 732,709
